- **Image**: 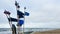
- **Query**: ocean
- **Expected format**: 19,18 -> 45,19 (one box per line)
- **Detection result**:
0,28 -> 58,34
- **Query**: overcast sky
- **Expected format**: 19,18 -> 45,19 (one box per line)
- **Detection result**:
0,0 -> 60,28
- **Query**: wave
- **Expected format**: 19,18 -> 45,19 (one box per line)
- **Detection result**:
0,28 -> 58,32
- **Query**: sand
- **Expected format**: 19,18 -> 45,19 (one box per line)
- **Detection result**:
31,29 -> 60,34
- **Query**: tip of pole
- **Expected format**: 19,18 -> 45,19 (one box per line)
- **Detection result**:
24,7 -> 26,10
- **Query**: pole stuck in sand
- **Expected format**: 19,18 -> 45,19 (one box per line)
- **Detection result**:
23,7 -> 26,34
4,10 -> 16,34
4,10 -> 12,28
4,10 -> 12,33
15,1 -> 21,34
4,0 -> 30,34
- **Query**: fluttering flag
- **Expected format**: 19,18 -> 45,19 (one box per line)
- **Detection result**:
8,17 -> 18,22
24,7 -> 29,16
15,1 -> 20,8
15,1 -> 18,6
19,19 -> 24,26
17,18 -> 24,26
17,10 -> 24,26
17,10 -> 24,18
17,9 -> 30,26
4,10 -> 11,15
25,12 -> 29,16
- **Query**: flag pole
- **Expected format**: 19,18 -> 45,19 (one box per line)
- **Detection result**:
4,10 -> 12,28
4,10 -> 17,34
23,7 -> 26,34
4,13 -> 13,34
6,14 -> 12,28
15,1 -> 21,34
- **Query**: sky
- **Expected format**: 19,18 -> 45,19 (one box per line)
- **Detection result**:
0,0 -> 60,28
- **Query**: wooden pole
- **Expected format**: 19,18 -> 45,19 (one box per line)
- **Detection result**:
6,14 -> 12,28
23,7 -> 26,34
5,14 -> 16,34
15,3 -> 20,34
5,14 -> 13,34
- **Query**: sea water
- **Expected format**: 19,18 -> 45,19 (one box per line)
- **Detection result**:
0,28 -> 58,34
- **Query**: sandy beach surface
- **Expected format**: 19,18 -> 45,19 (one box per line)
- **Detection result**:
1,28 -> 60,34
31,29 -> 60,34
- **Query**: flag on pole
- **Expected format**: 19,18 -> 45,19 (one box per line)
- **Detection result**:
17,18 -> 24,26
4,10 -> 11,15
8,17 -> 18,22
24,7 -> 29,16
17,10 -> 24,18
15,1 -> 20,8
17,10 -> 24,26
17,8 -> 29,26
25,12 -> 29,16
15,1 -> 18,6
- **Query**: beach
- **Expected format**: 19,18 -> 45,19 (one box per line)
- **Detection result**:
0,28 -> 60,34
31,29 -> 60,34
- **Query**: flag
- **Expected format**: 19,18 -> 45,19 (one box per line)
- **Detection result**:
15,1 -> 18,6
8,17 -> 18,22
17,10 -> 24,18
17,10 -> 29,26
17,18 -> 24,26
4,10 -> 11,15
17,10 -> 24,26
24,7 -> 29,16
25,12 -> 29,16
15,1 -> 20,8
19,19 -> 24,26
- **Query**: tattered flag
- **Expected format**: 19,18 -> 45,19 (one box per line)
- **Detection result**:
4,10 -> 11,15
25,12 -> 29,16
8,17 -> 18,22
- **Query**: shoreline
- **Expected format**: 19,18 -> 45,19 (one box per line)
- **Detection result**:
31,29 -> 60,34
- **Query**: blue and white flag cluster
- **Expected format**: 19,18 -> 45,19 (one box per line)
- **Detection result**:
17,10 -> 29,26
4,1 -> 30,26
4,10 -> 29,26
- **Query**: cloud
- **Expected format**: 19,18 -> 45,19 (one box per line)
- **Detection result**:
0,0 -> 60,28
25,0 -> 60,23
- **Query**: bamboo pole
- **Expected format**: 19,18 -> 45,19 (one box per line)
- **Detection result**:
23,7 -> 26,34
6,14 -> 12,28
15,2 -> 21,34
5,14 -> 13,34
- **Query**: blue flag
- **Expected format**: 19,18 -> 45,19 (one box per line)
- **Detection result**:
17,10 -> 29,26
17,10 -> 24,18
17,10 -> 24,26
8,17 -> 18,22
17,18 -> 24,26
25,12 -> 29,16
19,20 -> 24,26
4,10 -> 11,15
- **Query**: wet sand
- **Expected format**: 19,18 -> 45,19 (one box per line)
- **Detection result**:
31,29 -> 60,34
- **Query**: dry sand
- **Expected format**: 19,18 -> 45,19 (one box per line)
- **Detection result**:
31,29 -> 60,34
